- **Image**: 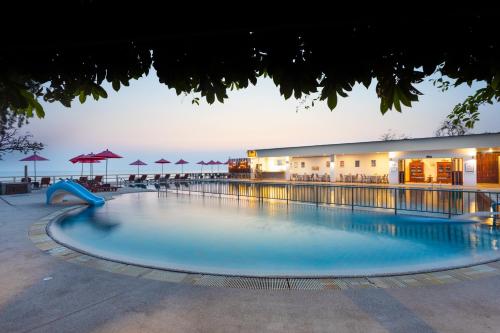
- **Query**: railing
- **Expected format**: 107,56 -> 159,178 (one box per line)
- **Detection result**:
0,172 -> 232,187
159,180 -> 500,218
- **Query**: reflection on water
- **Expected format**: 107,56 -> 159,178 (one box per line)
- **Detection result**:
162,181 -> 500,217
50,192 -> 500,276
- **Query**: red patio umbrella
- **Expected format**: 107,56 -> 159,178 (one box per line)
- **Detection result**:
70,153 -> 103,178
20,152 -> 49,182
95,149 -> 122,184
175,159 -> 189,173
206,160 -> 216,172
69,154 -> 85,176
155,158 -> 171,176
130,159 -> 147,176
196,160 -> 206,173
215,160 -> 223,172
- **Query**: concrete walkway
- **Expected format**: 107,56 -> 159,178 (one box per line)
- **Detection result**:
1,190 -> 500,332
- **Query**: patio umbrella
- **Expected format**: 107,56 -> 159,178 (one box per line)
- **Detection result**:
70,153 -> 104,178
196,160 -> 206,173
215,160 -> 223,172
70,154 -> 86,176
206,160 -> 216,172
175,159 -> 189,173
20,152 -> 48,183
95,149 -> 122,184
155,158 -> 171,176
130,159 -> 147,177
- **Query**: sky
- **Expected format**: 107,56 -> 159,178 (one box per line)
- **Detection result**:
1,71 -> 499,176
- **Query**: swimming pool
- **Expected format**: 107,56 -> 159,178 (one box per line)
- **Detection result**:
48,192 -> 500,277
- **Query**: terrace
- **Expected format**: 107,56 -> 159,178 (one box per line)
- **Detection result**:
2,186 -> 500,332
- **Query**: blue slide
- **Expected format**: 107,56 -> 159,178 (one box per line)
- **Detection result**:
46,179 -> 105,206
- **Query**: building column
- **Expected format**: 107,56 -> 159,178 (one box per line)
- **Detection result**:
388,157 -> 399,185
285,156 -> 291,180
329,155 -> 335,182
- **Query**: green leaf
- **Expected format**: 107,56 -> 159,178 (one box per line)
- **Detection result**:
79,91 -> 87,103
327,92 -> 337,110
280,84 -> 293,99
393,88 -> 402,112
380,97 -> 390,114
206,92 -> 215,104
397,87 -> 412,107
33,99 -> 45,118
491,74 -> 500,90
91,88 -> 99,100
361,76 -> 372,89
96,86 -> 108,98
112,80 -> 120,91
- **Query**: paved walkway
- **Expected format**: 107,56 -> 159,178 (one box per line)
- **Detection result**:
1,190 -> 500,332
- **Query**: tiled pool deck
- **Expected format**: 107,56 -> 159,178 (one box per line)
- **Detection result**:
2,188 -> 500,332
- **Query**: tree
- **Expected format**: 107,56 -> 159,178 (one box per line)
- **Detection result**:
1,6 -> 499,124
0,110 -> 44,160
379,130 -> 411,141
435,119 -> 469,137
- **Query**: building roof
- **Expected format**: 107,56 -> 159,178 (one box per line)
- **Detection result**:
252,133 -> 500,158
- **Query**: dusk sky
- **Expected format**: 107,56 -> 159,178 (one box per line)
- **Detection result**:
1,71 -> 499,175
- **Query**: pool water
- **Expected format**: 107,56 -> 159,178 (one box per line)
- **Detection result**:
49,192 -> 500,277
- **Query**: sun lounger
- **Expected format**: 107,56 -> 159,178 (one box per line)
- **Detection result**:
40,177 -> 51,187
136,174 -> 147,183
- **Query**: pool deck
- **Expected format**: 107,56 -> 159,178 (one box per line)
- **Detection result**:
1,189 -> 500,332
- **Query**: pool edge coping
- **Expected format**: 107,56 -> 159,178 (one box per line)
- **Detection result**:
29,202 -> 500,291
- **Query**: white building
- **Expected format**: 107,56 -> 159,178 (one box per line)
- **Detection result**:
248,133 -> 500,187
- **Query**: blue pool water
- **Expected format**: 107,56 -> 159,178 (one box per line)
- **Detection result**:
49,192 -> 500,277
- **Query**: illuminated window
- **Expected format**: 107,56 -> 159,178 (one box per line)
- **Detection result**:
371,160 -> 376,167
301,162 -> 305,168
355,160 -> 360,167
340,161 -> 344,167
294,162 -> 298,168
276,160 -> 283,166
326,161 -> 330,167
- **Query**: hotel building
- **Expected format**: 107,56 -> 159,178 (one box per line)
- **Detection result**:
247,133 -> 500,187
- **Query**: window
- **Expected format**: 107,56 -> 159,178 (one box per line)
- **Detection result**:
276,160 -> 283,166
355,160 -> 360,167
371,160 -> 376,167
326,161 -> 330,168
294,162 -> 298,168
340,161 -> 344,168
301,162 -> 305,168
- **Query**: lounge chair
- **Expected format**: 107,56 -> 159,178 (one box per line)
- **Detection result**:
181,174 -> 189,180
136,174 -> 148,183
40,177 -> 51,187
174,174 -> 180,180
160,174 -> 170,183
153,174 -> 161,183
123,175 -> 135,186
90,183 -> 118,193
78,176 -> 88,183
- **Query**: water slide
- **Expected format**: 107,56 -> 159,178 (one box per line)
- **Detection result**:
46,179 -> 105,206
